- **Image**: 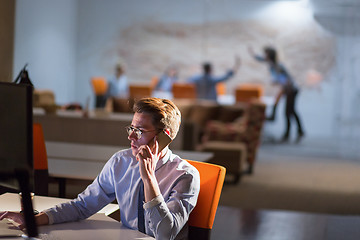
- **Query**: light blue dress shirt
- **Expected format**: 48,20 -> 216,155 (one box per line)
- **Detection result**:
155,74 -> 177,92
254,56 -> 297,91
107,75 -> 129,98
43,149 -> 200,240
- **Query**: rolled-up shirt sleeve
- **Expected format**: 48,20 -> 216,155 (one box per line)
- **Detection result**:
144,171 -> 200,240
213,70 -> 234,83
43,157 -> 116,224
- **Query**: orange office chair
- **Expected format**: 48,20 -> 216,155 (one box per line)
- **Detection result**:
216,82 -> 226,96
90,77 -> 108,108
150,76 -> 160,90
129,84 -> 152,100
186,159 -> 226,240
90,77 -> 108,95
33,123 -> 49,196
235,83 -> 264,103
172,83 -> 196,99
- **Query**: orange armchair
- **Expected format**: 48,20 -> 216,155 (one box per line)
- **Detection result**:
186,159 -> 226,240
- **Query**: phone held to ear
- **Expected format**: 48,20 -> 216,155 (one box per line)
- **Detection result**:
148,130 -> 172,152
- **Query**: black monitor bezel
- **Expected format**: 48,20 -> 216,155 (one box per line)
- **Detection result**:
0,81 -> 33,172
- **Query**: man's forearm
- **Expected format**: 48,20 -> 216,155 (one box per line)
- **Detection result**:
35,212 -> 49,226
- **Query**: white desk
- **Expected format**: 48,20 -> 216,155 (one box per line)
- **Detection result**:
45,141 -> 213,197
0,193 -> 154,240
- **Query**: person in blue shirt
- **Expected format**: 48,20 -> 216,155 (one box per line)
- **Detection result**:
188,56 -> 240,101
0,98 -> 200,240
155,66 -> 178,93
249,46 -> 304,143
106,62 -> 129,99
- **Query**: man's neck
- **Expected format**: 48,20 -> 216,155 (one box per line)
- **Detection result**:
158,147 -> 169,160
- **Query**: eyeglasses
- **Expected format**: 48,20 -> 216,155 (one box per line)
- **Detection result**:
125,125 -> 158,140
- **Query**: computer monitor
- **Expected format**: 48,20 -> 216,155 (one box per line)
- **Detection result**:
0,82 -> 33,175
0,82 -> 38,237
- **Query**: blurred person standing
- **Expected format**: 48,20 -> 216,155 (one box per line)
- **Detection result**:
107,62 -> 129,99
188,56 -> 240,101
155,65 -> 178,93
249,46 -> 304,143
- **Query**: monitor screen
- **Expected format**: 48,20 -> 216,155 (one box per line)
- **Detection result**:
0,82 -> 33,180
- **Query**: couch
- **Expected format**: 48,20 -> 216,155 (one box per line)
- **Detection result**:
172,99 -> 247,142
199,100 -> 266,178
170,99 -> 266,183
173,99 -> 266,183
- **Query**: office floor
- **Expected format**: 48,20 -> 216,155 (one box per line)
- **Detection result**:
210,136 -> 360,239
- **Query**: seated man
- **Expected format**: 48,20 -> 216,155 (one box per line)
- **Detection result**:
0,98 -> 200,240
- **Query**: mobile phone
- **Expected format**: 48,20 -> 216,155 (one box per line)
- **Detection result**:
147,130 -> 172,152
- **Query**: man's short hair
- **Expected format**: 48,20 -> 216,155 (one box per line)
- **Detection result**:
203,62 -> 212,74
133,98 -> 181,139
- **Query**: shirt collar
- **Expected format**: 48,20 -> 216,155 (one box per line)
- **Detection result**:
155,148 -> 172,171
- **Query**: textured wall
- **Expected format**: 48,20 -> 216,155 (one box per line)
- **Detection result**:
104,19 -> 335,96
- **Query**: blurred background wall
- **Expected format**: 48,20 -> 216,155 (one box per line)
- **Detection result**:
10,0 -> 360,158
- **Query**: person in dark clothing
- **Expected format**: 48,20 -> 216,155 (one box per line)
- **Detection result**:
249,46 -> 304,143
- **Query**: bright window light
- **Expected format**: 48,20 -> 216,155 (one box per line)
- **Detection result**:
255,0 -> 312,25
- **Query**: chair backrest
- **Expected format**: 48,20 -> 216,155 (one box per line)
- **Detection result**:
33,123 -> 49,196
129,85 -> 152,100
172,83 -> 196,99
186,159 -> 226,240
235,83 -> 263,103
90,77 -> 108,96
150,76 -> 159,90
216,82 -> 226,96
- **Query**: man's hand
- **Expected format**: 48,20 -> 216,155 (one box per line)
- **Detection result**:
136,137 -> 159,181
0,211 -> 49,229
0,211 -> 26,229
136,137 -> 162,202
